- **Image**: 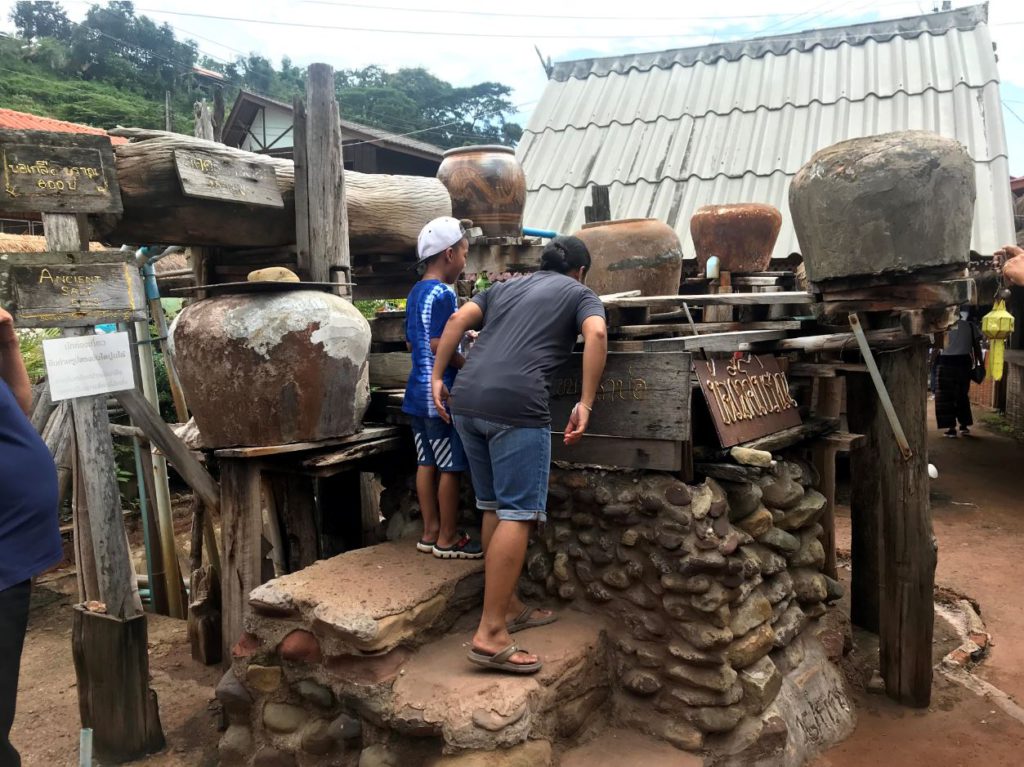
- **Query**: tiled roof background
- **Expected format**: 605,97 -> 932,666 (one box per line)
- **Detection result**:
0,108 -> 127,145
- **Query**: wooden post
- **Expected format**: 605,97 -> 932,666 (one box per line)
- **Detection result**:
811,376 -> 843,579
294,63 -> 351,291
41,209 -> 166,758
72,606 -> 165,762
876,341 -> 935,706
219,459 -> 263,660
584,185 -> 611,223
845,371 -> 881,633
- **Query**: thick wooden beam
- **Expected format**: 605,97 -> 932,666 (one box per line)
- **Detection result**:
846,370 -> 882,634
876,342 -> 935,706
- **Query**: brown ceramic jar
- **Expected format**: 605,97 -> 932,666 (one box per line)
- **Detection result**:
573,218 -> 683,297
169,290 -> 370,448
436,145 -> 526,238
689,203 -> 783,274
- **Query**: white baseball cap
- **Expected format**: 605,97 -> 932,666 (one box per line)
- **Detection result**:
417,217 -> 465,263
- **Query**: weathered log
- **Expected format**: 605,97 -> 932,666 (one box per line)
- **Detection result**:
94,130 -> 451,254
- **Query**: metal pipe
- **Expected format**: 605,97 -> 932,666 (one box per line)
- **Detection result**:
131,434 -> 156,611
79,729 -> 92,767
848,312 -> 913,460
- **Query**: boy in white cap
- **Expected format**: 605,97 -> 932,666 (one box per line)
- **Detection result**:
402,217 -> 482,559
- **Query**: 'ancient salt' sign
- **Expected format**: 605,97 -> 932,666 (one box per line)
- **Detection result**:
43,331 -> 134,401
0,252 -> 146,328
0,129 -> 122,214
173,148 -> 284,208
696,354 -> 802,447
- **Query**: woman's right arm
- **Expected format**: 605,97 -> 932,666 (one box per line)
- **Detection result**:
431,302 -> 484,422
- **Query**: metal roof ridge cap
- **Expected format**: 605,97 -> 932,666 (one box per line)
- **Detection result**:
549,5 -> 990,81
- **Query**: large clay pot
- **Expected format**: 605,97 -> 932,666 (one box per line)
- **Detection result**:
572,218 -> 683,297
689,204 -> 782,274
169,290 -> 371,448
436,145 -> 526,237
789,130 -> 975,284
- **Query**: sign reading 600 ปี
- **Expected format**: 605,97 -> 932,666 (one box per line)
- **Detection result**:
0,129 -> 123,215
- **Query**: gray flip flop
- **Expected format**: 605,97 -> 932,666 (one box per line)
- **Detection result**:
467,643 -> 542,674
507,606 -> 558,633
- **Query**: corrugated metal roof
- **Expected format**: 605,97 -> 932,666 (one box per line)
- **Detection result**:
0,108 -> 128,144
518,4 -> 1016,259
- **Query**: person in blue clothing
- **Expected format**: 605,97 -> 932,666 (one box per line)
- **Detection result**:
0,306 -> 62,766
402,217 -> 482,560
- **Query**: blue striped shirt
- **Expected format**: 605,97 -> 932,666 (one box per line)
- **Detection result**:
402,280 -> 458,418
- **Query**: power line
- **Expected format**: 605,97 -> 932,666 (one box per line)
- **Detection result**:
129,6 -> 1024,43
297,0 -> 921,22
1004,102 -> 1024,127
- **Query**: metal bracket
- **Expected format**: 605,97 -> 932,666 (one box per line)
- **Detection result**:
848,313 -> 913,460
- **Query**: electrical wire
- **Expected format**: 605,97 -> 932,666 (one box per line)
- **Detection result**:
296,0 -> 923,22
129,6 -> 1024,42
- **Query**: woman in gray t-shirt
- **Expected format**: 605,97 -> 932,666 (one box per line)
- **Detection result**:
431,236 -> 608,673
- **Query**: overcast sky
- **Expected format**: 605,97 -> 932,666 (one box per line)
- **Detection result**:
2,0 -> 1023,175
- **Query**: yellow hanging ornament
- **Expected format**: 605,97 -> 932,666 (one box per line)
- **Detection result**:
981,299 -> 1015,381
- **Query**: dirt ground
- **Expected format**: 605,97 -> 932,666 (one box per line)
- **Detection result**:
9,404 -> 1024,765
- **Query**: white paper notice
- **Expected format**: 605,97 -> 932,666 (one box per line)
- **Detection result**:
43,332 -> 135,401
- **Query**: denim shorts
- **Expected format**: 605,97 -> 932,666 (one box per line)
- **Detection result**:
453,414 -> 551,523
409,416 -> 468,472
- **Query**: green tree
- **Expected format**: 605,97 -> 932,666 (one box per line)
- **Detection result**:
9,1 -> 72,41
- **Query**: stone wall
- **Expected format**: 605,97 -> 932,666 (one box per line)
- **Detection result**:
216,460 -> 851,766
520,461 -> 843,752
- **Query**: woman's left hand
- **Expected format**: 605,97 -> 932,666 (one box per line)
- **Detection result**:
563,402 -> 591,445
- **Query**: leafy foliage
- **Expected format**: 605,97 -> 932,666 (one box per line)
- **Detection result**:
17,327 -> 61,383
6,1 -> 522,148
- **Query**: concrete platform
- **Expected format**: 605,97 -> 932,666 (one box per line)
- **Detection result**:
386,611 -> 612,751
246,541 -> 484,655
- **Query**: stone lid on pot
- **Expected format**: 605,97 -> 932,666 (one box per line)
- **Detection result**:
441,145 -> 515,157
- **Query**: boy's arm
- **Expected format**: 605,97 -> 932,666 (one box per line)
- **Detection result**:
431,302 -> 484,422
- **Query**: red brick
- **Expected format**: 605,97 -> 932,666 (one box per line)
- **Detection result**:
231,632 -> 261,659
279,629 -> 322,664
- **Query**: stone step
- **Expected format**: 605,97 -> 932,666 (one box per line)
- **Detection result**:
245,540 -> 484,656
380,610 -> 611,752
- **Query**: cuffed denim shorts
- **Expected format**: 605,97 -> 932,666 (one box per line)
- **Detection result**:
453,414 -> 551,523
409,416 -> 468,472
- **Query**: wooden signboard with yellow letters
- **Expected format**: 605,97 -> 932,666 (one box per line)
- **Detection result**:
695,354 -> 802,447
1,130 -> 122,215
173,148 -> 284,208
0,251 -> 145,328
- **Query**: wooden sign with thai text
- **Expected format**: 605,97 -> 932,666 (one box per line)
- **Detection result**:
173,148 -> 283,207
0,130 -> 122,214
548,351 -> 691,470
695,354 -> 801,447
0,252 -> 146,328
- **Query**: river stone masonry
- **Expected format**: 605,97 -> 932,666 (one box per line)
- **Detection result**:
520,460 -> 850,758
218,460 -> 852,766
